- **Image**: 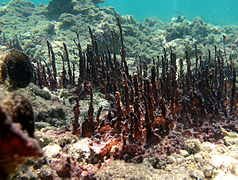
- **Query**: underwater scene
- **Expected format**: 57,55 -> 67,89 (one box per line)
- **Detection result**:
0,0 -> 238,179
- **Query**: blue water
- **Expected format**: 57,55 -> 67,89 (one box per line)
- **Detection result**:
101,0 -> 238,25
1,0 -> 238,25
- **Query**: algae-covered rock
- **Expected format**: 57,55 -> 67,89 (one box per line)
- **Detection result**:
59,13 -> 76,29
2,0 -> 35,17
1,92 -> 35,137
43,144 -> 61,158
166,16 -> 190,41
31,87 -> 52,100
221,126 -> 238,146
36,106 -> 66,126
183,139 -> 201,154
142,157 -> 158,168
92,0 -> 105,4
0,93 -> 43,179
45,0 -> 74,19
44,23 -> 56,35
0,49 -> 33,88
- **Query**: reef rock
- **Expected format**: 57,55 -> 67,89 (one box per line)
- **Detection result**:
45,0 -> 100,20
0,93 -> 43,179
1,93 -> 35,137
45,0 -> 74,19
92,0 -> 105,4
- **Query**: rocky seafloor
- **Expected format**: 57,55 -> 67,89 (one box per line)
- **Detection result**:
0,83 -> 238,179
0,0 -> 238,179
1,0 -> 238,63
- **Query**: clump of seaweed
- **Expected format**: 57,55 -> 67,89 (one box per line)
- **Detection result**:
0,49 -> 33,88
0,93 -> 43,179
33,17 -> 237,178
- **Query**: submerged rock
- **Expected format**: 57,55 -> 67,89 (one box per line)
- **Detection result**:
183,139 -> 201,155
0,93 -> 43,179
92,0 -> 105,4
1,93 -> 35,137
45,0 -> 74,20
59,13 -> 76,29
